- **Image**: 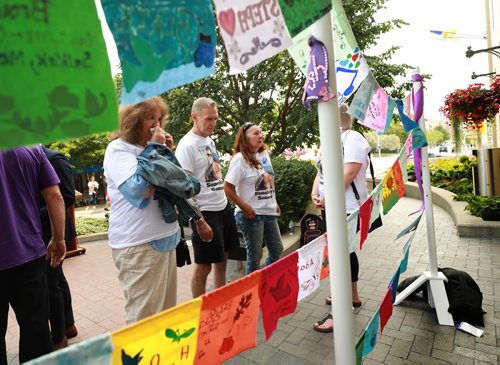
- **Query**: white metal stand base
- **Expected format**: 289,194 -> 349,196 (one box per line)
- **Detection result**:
394,271 -> 454,326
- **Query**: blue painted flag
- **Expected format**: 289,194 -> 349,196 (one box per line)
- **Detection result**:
362,309 -> 380,356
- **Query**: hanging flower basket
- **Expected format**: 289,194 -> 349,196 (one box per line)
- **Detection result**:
440,77 -> 500,152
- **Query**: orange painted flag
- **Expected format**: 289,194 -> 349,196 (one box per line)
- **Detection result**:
392,159 -> 406,198
112,298 -> 202,365
320,234 -> 330,280
195,271 -> 261,364
259,251 -> 299,340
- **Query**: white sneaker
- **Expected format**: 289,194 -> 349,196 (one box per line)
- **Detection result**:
85,206 -> 89,210
93,206 -> 96,210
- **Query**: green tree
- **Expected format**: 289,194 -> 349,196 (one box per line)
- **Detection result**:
433,124 -> 450,141
426,129 -> 444,147
164,0 -> 413,155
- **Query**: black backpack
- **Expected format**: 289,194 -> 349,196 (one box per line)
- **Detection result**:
300,214 -> 326,247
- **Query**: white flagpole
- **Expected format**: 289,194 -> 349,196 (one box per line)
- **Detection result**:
312,14 -> 356,365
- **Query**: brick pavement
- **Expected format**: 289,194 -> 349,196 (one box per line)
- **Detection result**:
6,197 -> 500,364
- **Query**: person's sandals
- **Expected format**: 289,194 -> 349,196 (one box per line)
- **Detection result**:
326,296 -> 362,307
313,313 -> 333,333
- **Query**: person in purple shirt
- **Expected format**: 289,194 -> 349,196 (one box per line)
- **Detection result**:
0,146 -> 66,364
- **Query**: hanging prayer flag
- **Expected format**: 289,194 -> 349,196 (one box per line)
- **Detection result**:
303,37 -> 336,109
0,0 -> 118,149
362,309 -> 380,356
381,169 -> 398,215
214,0 -> 292,75
112,298 -> 202,365
359,197 -> 372,250
195,271 -> 260,364
379,289 -> 393,335
370,184 -> 383,226
278,0 -> 331,37
357,87 -> 391,133
336,50 -> 370,105
297,235 -> 325,301
400,244 -> 410,274
396,213 -> 423,240
320,236 -> 330,280
26,333 -> 112,365
405,133 -> 413,160
389,267 -> 401,304
347,210 -> 359,254
385,97 -> 396,131
392,159 -> 406,199
395,99 -> 418,132
102,0 -> 216,104
355,332 -> 366,365
398,147 -> 409,183
259,251 -> 299,340
410,126 -> 429,150
348,73 -> 378,125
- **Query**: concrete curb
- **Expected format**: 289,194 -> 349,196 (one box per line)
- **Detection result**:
404,181 -> 500,238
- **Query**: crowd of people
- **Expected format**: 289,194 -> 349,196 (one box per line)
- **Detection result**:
1,96 -> 370,363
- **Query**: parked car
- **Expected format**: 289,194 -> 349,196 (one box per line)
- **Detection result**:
439,146 -> 448,153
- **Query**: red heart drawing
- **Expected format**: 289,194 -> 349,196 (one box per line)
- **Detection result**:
351,53 -> 359,62
218,9 -> 236,37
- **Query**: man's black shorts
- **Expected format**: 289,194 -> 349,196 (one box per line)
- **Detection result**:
190,204 -> 239,264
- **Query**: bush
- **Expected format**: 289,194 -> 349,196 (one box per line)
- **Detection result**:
458,194 -> 500,221
76,216 -> 108,236
272,157 -> 317,232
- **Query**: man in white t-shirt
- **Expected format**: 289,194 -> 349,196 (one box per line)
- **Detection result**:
175,97 -> 239,297
86,176 -> 99,210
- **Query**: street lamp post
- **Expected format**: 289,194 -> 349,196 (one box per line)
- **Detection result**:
465,45 -> 500,59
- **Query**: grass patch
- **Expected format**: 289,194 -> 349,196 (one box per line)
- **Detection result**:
76,216 -> 108,236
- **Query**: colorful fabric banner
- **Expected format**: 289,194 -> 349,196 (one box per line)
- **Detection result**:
389,267 -> 401,304
278,0 -> 331,37
297,235 -> 325,301
347,210 -> 359,254
357,87 -> 391,133
303,37 -> 336,109
404,133 -> 413,161
398,147 -> 409,183
0,0 -> 118,149
379,289 -> 393,335
348,73 -> 377,121
102,0 -> 216,104
410,126 -> 429,150
320,236 -> 330,280
370,184 -> 383,226
393,159 -> 406,199
396,213 -> 423,240
395,98 -> 418,132
259,251 -> 299,340
112,298 -> 202,365
359,197 -> 372,250
336,50 -> 369,105
195,271 -> 261,364
355,332 -> 365,365
400,244 -> 410,274
362,309 -> 380,356
25,333 -> 112,365
381,168 -> 398,215
214,0 -> 292,75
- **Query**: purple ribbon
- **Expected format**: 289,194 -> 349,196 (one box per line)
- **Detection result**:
410,73 -> 425,215
303,36 -> 336,110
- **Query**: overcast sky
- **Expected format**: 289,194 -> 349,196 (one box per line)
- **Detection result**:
370,0 -> 489,121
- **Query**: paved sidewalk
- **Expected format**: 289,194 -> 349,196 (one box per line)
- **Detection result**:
6,197 -> 500,364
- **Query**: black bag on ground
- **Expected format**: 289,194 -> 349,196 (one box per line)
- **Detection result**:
176,222 -> 191,267
397,268 -> 484,326
300,213 -> 326,247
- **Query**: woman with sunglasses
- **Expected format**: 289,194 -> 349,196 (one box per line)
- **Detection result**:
224,123 -> 284,274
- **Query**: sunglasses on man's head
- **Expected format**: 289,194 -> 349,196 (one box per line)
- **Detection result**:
242,122 -> 254,133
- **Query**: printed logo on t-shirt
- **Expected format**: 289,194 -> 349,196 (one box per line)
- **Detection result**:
198,144 -> 222,183
254,154 -> 275,200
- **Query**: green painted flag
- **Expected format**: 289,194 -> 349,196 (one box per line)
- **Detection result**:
0,0 -> 118,149
278,0 -> 331,37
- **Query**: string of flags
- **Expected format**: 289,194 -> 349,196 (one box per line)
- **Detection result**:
26,126 -> 424,365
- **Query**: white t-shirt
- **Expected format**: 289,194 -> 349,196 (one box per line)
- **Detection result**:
103,139 -> 178,249
88,181 -> 99,195
225,150 -> 277,216
316,130 -> 370,214
175,132 -> 226,212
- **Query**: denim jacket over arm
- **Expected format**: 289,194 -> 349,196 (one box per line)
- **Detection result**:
137,142 -> 201,223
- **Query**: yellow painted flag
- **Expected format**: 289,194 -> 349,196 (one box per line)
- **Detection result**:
112,298 -> 202,365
